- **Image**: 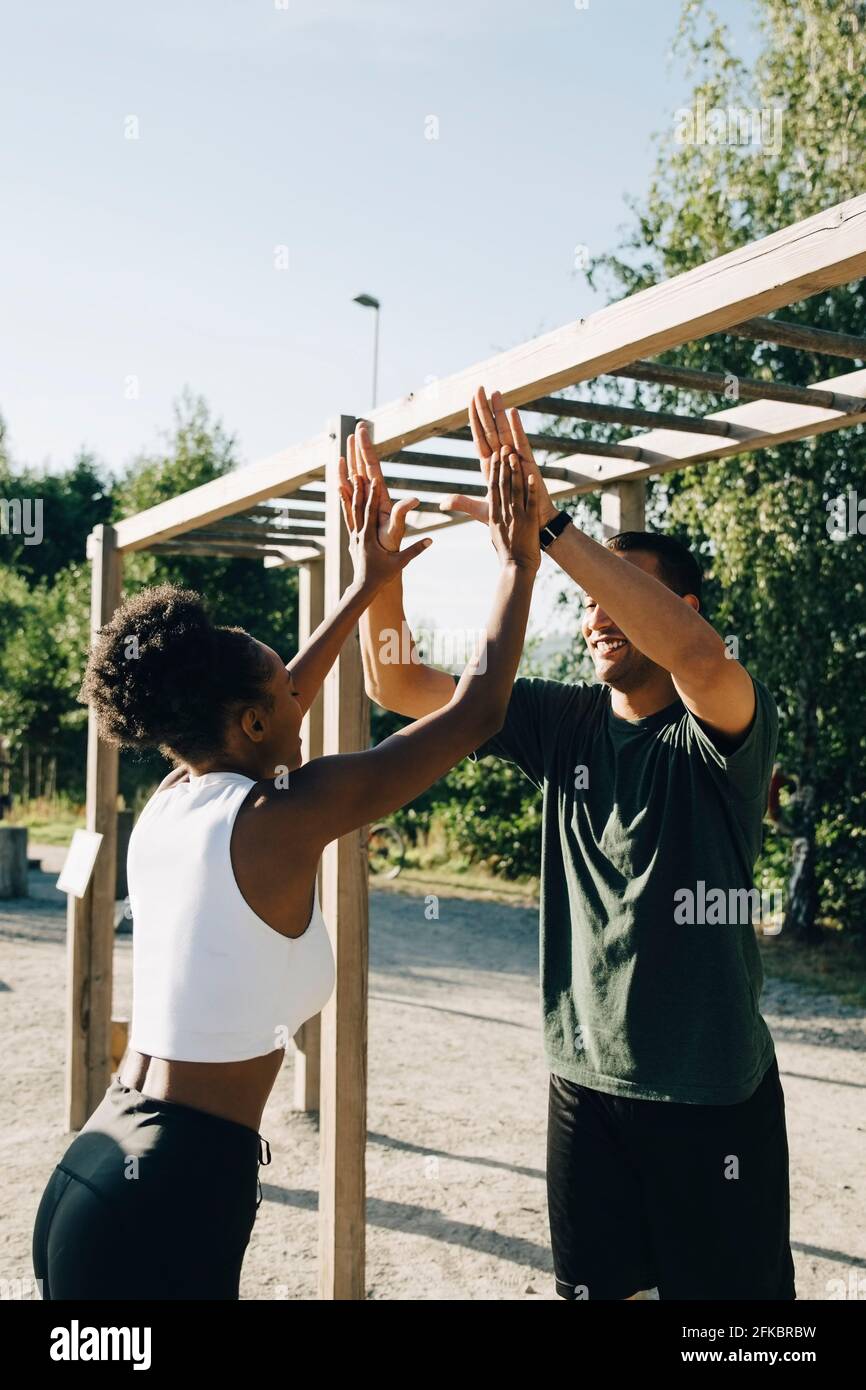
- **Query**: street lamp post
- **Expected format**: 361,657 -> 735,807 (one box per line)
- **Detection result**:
353,293 -> 380,408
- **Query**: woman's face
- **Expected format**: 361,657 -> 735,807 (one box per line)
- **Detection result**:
249,642 -> 305,776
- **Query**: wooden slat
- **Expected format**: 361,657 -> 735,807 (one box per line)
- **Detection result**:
67,524 -> 122,1130
542,365 -> 866,494
731,316 -> 866,359
443,427 -> 664,463
608,360 -> 866,411
319,417 -> 369,1301
520,394 -> 740,436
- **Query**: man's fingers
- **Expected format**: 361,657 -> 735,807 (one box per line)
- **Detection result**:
438,494 -> 490,523
475,385 -> 500,454
397,536 -> 433,569
347,434 -> 358,481
469,397 -> 491,480
491,391 -> 516,452
507,407 -> 536,466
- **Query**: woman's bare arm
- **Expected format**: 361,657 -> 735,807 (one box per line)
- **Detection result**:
283,451 -> 539,851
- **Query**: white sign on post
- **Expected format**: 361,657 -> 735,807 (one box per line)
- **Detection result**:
57,830 -> 103,899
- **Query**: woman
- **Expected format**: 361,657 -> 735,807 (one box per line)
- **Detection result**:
31,422 -> 539,1299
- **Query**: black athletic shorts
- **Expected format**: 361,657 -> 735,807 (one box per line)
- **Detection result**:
32,1078 -> 271,1300
547,1054 -> 796,1301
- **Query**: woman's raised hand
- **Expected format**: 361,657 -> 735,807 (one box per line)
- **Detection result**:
338,442 -> 431,593
488,449 -> 541,574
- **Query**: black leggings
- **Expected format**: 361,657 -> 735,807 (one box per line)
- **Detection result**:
32,1078 -> 271,1300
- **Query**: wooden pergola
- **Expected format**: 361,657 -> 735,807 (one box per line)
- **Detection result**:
70,194 -> 866,1299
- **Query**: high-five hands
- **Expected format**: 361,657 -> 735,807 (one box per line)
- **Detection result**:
338,423 -> 431,590
488,449 -> 541,574
441,387 -> 559,528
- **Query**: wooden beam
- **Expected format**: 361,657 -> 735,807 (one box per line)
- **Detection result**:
730,316 -> 866,359
110,197 -> 866,553
262,544 -> 327,568
319,416 -> 369,1301
362,195 -> 866,454
293,559 -> 325,1114
608,360 -> 866,412
112,432 -> 332,552
67,524 -> 122,1130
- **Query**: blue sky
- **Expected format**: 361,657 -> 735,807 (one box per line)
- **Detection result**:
0,0 -> 758,635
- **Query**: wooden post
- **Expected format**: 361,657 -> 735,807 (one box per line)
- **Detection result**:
66,524 -> 122,1131
319,416 -> 369,1301
601,480 -> 646,539
293,557 -> 325,1112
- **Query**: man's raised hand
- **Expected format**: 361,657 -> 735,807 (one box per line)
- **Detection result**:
440,387 -> 558,526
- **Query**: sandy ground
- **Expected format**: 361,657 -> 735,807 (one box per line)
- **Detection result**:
1,849 -> 864,1302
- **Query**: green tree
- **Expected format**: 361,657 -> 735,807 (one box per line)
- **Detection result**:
584,0 -> 866,936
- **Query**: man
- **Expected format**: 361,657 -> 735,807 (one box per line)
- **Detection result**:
350,387 -> 795,1301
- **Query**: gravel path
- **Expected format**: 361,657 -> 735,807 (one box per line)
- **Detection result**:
1,851 -> 863,1301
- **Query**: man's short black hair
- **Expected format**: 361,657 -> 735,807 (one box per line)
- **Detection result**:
605,530 -> 702,602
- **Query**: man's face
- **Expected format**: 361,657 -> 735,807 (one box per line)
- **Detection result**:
581,549 -> 677,689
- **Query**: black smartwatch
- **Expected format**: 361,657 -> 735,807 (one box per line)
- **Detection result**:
539,509 -> 571,550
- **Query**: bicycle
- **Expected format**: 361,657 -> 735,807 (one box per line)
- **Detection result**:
366,821 -> 405,880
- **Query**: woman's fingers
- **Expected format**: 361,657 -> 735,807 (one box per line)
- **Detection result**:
351,475 -> 366,532
356,421 -> 387,494
397,536 -> 433,569
362,476 -> 379,537
525,468 -> 538,520
500,449 -> 515,522
488,450 -> 502,525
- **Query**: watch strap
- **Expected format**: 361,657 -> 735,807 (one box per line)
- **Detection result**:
539,509 -> 571,550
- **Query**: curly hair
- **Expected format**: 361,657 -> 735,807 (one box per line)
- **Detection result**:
79,583 -> 274,762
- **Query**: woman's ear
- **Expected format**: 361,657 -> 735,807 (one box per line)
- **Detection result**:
240,708 -> 266,741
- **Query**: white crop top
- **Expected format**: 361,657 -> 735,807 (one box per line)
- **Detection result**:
127,770 -> 336,1063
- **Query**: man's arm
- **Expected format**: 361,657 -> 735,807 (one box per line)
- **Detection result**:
346,421 -> 457,718
463,388 -> 753,741
360,572 -> 456,717
543,519 -> 755,739
288,462 -> 431,714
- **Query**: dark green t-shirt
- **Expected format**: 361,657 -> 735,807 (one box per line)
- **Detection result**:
474,676 -> 778,1104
